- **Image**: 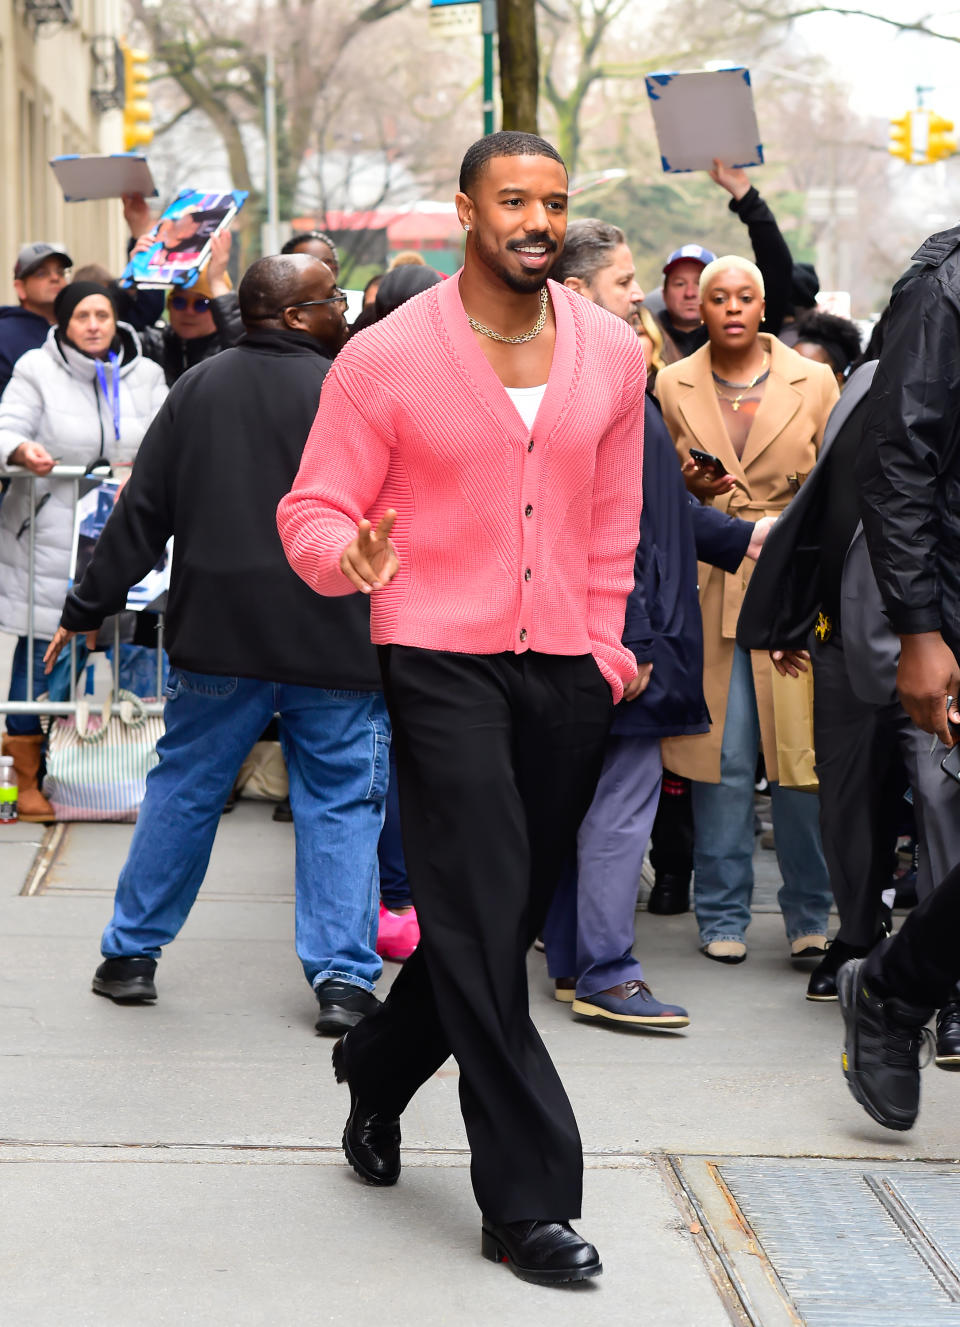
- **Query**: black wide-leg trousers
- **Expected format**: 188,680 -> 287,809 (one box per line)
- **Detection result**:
344,646 -> 613,1223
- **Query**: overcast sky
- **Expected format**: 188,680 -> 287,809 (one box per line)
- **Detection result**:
796,3 -> 960,122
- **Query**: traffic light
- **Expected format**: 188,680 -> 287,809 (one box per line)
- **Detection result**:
889,112 -> 913,162
121,40 -> 153,152
926,112 -> 956,164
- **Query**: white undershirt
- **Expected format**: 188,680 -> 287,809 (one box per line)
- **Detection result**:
504,383 -> 547,433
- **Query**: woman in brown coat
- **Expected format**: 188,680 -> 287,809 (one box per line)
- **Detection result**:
657,255 -> 839,964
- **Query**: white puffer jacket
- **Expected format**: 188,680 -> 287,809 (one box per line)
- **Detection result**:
0,323 -> 167,638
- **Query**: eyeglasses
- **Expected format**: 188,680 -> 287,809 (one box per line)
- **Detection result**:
170,295 -> 211,313
281,289 -> 348,313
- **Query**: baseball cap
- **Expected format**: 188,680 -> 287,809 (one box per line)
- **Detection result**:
14,242 -> 73,280
663,244 -> 716,276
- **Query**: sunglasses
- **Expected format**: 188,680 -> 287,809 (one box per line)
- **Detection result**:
170,295 -> 211,313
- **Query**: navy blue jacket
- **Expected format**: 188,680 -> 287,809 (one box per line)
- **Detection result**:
614,397 -> 752,738
0,305 -> 50,398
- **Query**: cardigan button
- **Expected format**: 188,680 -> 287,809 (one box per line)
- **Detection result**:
519,628 -> 528,642
524,504 -> 533,517
524,568 -> 531,581
527,439 -> 534,452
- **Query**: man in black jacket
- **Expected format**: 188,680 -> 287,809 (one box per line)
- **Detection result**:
833,227 -> 960,1131
44,255 -> 386,1036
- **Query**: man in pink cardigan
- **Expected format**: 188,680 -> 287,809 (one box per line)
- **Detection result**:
278,132 -> 645,1286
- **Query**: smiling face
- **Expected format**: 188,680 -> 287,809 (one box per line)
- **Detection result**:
456,153 -> 568,294
663,259 -> 705,331
700,265 -> 765,352
66,294 -> 116,358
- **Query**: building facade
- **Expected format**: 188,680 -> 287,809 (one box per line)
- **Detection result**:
0,0 -> 128,296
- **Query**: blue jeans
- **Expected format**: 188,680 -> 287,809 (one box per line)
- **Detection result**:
101,668 -> 389,991
691,645 -> 832,945
7,635 -> 89,736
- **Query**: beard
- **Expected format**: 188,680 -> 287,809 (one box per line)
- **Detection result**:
472,229 -> 557,294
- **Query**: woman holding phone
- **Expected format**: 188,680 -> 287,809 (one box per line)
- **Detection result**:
656,255 -> 839,965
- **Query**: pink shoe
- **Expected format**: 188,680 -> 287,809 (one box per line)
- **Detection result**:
376,903 -> 420,962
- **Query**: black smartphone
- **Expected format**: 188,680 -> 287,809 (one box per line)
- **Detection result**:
689,448 -> 728,477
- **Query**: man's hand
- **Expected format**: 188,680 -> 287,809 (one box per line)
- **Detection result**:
340,510 -> 400,594
122,192 -> 155,240
205,231 -> 232,298
708,159 -> 751,202
8,442 -> 55,476
681,457 -> 736,501
896,631 -> 960,745
745,515 -> 777,562
43,627 -> 98,673
771,648 -> 809,678
622,661 -> 653,702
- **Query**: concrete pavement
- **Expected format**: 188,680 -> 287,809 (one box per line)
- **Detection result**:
1,803 -> 957,1325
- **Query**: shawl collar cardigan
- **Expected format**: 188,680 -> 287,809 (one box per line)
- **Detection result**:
279,273 -> 646,700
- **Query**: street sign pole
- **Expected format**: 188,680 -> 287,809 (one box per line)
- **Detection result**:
481,0 -> 496,135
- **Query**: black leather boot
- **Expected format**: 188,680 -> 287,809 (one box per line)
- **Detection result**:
481,1219 -> 602,1284
332,1036 -> 401,1185
935,1000 -> 960,1070
647,873 -> 690,915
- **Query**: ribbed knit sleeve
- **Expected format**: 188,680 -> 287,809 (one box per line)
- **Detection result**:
586,358 -> 646,701
277,363 -> 393,598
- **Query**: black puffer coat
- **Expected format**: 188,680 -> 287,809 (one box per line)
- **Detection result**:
857,225 -> 960,657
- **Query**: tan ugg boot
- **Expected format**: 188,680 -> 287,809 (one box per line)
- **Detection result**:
1,734 -> 54,822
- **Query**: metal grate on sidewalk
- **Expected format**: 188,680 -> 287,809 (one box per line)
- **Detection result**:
673,1156 -> 960,1327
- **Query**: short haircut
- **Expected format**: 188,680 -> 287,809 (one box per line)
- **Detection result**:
551,218 -> 625,286
239,254 -> 308,323
699,254 -> 765,299
281,230 -> 339,264
459,131 -> 566,196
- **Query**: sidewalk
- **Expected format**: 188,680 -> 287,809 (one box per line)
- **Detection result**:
1,804 -> 958,1326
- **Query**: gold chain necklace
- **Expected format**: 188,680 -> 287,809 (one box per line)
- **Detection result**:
466,287 -> 548,345
712,355 -> 769,412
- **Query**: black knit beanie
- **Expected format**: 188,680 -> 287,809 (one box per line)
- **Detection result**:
54,281 -> 118,339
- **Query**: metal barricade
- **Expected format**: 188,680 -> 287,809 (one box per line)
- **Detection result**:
0,466 -> 165,718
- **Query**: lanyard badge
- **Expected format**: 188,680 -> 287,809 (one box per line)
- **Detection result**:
95,351 -> 121,445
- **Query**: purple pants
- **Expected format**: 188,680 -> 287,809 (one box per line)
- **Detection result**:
543,734 -> 663,998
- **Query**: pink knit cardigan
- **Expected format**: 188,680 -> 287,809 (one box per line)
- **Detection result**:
278,273 -> 645,701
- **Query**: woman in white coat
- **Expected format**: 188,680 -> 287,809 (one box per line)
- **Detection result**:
0,281 -> 167,818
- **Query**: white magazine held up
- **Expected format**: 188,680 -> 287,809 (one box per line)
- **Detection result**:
646,68 -> 763,174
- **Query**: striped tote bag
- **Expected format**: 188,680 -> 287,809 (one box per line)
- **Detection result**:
44,691 -> 164,822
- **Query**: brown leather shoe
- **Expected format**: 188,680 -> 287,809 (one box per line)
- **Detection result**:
554,977 -> 576,1003
1,734 -> 54,822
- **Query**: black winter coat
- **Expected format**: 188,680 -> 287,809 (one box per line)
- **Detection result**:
613,398 -> 751,738
857,225 -> 960,659
61,329 -> 380,690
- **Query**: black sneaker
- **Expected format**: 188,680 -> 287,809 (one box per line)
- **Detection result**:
837,958 -> 935,1131
935,1000 -> 960,1071
314,979 -> 381,1037
92,956 -> 157,1003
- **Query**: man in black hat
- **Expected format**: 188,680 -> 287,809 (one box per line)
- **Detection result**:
0,243 -> 73,397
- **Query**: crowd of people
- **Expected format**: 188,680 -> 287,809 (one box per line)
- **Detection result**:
2,129 -> 959,1285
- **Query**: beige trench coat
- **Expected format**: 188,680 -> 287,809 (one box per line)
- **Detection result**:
656,334 -> 839,785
